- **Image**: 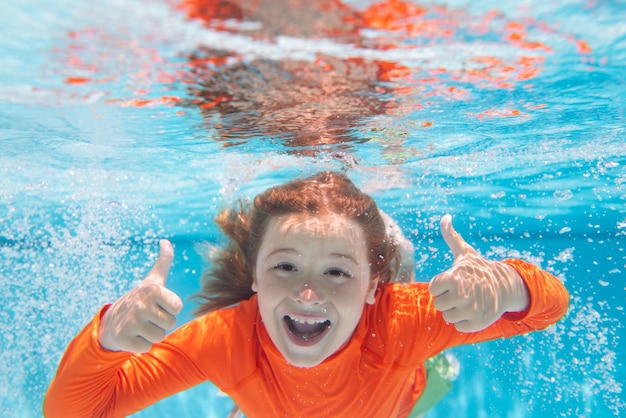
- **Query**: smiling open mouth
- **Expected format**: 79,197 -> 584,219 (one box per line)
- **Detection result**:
284,315 -> 331,342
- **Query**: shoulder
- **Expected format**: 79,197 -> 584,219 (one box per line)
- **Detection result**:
184,295 -> 259,343
166,296 -> 261,388
362,282 -> 440,363
376,282 -> 432,312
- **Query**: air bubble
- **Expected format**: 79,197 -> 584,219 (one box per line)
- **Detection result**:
554,190 -> 574,201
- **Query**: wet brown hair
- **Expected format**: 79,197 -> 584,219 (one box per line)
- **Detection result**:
193,171 -> 397,316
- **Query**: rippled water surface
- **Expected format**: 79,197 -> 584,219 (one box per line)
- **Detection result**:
1,0 -> 625,417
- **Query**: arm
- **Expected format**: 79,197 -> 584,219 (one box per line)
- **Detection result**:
99,240 -> 183,353
44,240 -> 192,418
44,307 -> 211,418
382,213 -> 568,368
370,216 -> 568,367
379,252 -> 568,367
429,215 -> 568,333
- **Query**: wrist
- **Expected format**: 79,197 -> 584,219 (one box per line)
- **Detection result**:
502,263 -> 530,313
98,304 -> 121,352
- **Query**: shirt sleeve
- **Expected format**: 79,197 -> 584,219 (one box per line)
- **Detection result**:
500,258 -> 570,327
44,305 -> 137,418
43,310 -> 212,418
374,258 -> 569,366
44,299 -> 260,418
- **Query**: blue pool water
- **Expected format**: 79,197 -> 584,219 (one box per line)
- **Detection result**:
1,0 -> 624,416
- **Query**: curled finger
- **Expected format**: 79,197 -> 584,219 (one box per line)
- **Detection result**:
122,335 -> 153,354
432,291 -> 456,312
136,321 -> 167,345
155,287 -> 184,317
441,307 -> 467,325
150,305 -> 178,331
428,273 -> 452,297
453,319 -> 484,333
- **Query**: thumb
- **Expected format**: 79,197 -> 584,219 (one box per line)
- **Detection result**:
440,214 -> 475,262
145,239 -> 174,286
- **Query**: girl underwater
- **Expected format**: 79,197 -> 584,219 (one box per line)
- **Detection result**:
44,171 -> 569,417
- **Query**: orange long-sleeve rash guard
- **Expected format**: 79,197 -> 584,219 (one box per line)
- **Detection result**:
44,259 -> 569,418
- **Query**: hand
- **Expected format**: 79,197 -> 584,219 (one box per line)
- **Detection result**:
428,215 -> 529,332
99,239 -> 184,353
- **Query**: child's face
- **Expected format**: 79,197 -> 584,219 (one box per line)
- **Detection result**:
253,213 -> 378,367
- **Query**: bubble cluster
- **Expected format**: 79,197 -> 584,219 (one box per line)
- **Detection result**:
0,197 -> 164,416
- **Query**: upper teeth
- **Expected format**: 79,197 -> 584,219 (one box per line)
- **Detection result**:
288,315 -> 327,325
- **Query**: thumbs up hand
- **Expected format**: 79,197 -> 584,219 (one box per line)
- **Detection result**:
428,215 -> 530,333
99,240 -> 184,353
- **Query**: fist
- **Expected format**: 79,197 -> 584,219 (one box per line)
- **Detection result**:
99,240 -> 184,353
429,215 -> 529,332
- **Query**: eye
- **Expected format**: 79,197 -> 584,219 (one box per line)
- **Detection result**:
273,263 -> 298,272
325,268 -> 351,278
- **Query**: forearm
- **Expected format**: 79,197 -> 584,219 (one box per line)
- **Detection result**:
501,259 -> 569,326
45,306 -> 210,418
44,306 -> 132,417
429,259 -> 568,357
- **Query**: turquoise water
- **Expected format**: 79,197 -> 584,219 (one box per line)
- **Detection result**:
1,0 -> 624,416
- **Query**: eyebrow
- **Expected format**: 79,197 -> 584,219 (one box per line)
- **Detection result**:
267,248 -> 300,258
266,249 -> 359,265
329,252 -> 359,265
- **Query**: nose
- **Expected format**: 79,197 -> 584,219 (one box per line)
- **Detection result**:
295,284 -> 323,305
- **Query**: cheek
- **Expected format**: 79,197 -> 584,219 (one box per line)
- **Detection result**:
256,277 -> 289,307
257,291 -> 281,327
334,282 -> 369,310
